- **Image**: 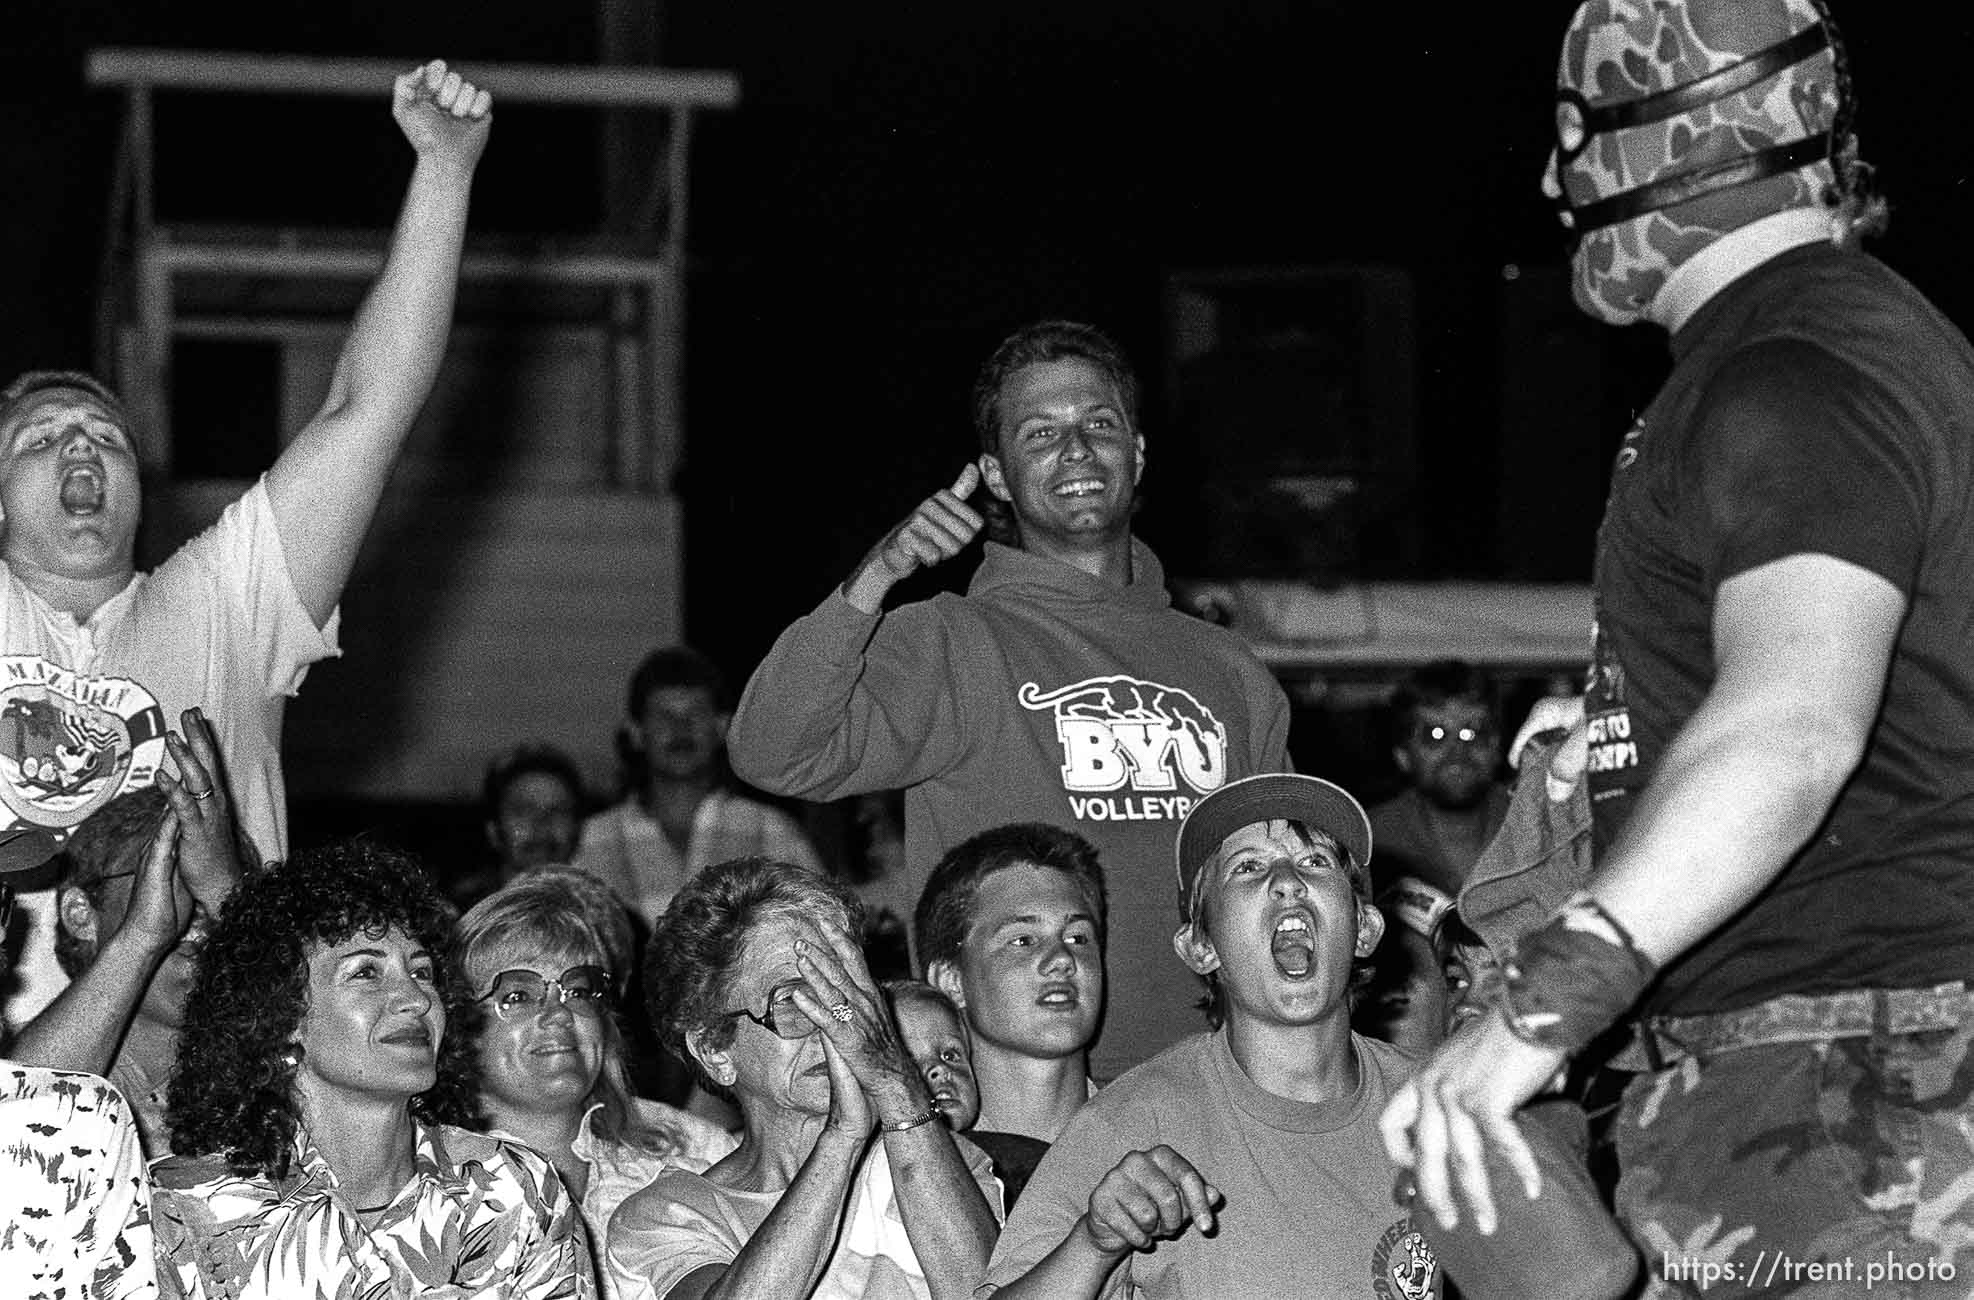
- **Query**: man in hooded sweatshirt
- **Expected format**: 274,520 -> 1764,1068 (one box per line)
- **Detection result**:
729,320 -> 1291,1079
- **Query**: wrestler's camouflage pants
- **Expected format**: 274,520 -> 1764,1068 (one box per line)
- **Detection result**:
1613,983 -> 1974,1299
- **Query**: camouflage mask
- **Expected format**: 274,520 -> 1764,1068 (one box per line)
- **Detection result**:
1550,0 -> 1846,325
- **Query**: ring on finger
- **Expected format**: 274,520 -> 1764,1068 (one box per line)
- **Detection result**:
827,1002 -> 854,1023
190,787 -> 216,802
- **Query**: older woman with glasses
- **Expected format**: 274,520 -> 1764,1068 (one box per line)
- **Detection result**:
456,869 -> 734,1293
150,840 -> 590,1299
608,857 -> 1000,1300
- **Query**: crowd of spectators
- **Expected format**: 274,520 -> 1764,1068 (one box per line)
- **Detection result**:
9,4 -> 1974,1298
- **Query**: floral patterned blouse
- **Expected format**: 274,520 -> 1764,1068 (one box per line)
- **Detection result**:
150,1119 -> 593,1300
0,1061 -> 155,1300
511,1098 -> 736,1300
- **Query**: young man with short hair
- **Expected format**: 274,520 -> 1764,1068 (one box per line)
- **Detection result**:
982,775 -> 1439,1299
915,823 -> 1107,1208
730,321 -> 1292,1079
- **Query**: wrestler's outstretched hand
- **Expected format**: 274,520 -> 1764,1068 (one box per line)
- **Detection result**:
392,59 -> 492,175
841,463 -> 984,613
1379,1010 -> 1559,1237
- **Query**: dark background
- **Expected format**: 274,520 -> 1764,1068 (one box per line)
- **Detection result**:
4,3 -> 1969,860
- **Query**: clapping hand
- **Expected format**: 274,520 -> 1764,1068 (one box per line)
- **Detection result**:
789,922 -> 927,1125
119,809 -> 194,960
153,708 -> 243,914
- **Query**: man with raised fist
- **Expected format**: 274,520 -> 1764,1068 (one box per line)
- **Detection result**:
0,60 -> 492,1030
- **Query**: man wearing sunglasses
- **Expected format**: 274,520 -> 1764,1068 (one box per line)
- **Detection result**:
1384,2 -> 1974,1293
1369,660 -> 1508,901
1357,662 -> 1509,1055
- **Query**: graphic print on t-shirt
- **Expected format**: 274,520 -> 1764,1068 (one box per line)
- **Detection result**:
1585,615 -> 1644,865
1584,617 -> 1637,788
1019,674 -> 1227,824
1371,1218 -> 1440,1299
0,655 -> 167,841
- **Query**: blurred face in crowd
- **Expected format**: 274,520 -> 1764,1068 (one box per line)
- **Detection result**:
635,684 -> 727,783
293,927 -> 445,1104
893,992 -> 979,1131
60,866 -> 206,1031
931,863 -> 1104,1063
1441,935 -> 1503,1038
486,771 -> 581,871
1369,925 -> 1450,1057
469,937 -> 609,1120
0,387 -> 141,581
1394,698 -> 1500,811
981,358 -> 1144,552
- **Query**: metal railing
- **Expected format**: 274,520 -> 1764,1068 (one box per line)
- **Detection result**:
87,47 -> 740,489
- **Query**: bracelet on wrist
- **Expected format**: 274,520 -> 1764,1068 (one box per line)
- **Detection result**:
880,1106 -> 940,1132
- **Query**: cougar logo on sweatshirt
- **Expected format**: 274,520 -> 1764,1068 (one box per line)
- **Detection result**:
1020,675 -> 1228,822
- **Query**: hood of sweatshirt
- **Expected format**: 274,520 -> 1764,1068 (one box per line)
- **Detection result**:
966,538 -> 1171,613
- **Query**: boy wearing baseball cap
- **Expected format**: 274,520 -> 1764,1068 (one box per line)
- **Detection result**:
979,773 -> 1440,1298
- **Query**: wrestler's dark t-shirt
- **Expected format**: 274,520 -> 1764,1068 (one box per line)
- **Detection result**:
1586,242 -> 1974,1017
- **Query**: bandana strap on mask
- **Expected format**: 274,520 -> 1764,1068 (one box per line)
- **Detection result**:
1558,21 -> 1831,233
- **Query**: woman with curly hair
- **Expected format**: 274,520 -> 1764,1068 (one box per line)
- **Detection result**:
607,857 -> 1000,1300
150,840 -> 591,1299
455,868 -> 734,1296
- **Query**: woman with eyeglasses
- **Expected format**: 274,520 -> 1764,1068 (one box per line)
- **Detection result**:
608,857 -> 1000,1300
455,869 -> 735,1295
150,840 -> 591,1299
